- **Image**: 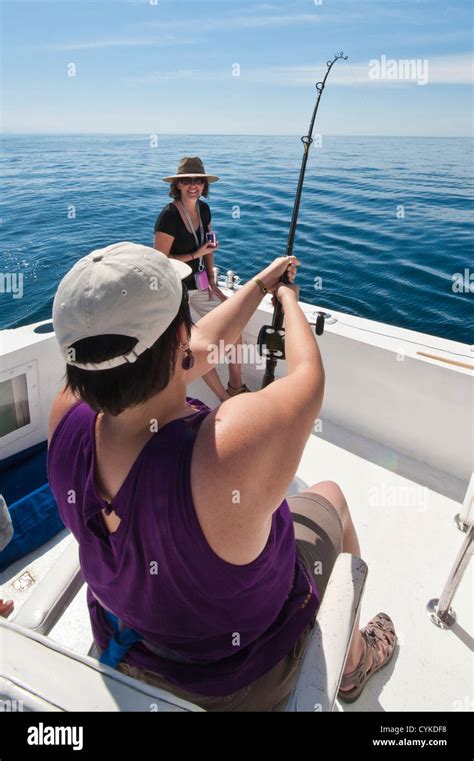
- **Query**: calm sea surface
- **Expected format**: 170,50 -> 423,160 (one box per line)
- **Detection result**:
1,134 -> 473,344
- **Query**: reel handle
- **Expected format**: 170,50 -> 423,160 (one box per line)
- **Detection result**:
315,311 -> 326,336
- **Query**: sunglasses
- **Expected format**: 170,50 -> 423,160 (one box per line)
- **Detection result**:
179,177 -> 206,186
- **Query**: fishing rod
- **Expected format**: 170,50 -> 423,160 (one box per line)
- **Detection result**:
258,52 -> 348,388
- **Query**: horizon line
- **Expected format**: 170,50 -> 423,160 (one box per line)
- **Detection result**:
2,131 -> 473,139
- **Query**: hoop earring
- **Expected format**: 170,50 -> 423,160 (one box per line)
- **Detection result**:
181,342 -> 195,370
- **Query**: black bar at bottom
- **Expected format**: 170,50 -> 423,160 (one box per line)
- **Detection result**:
1,710 -> 472,758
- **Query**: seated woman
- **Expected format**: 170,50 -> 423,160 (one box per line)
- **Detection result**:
47,242 -> 396,711
154,156 -> 250,401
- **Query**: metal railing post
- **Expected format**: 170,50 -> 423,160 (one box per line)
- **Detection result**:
455,472 -> 473,532
427,525 -> 473,629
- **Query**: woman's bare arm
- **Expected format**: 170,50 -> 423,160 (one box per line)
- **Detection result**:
154,231 -> 173,255
154,231 -> 197,263
192,285 -> 324,526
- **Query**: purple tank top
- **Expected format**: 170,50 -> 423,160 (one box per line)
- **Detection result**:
47,397 -> 319,696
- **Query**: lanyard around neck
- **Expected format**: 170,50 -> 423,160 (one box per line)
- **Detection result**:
178,201 -> 204,249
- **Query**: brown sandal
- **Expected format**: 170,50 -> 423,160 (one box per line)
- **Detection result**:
338,613 -> 396,703
226,383 -> 251,396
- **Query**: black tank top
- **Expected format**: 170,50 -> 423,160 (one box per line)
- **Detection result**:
154,201 -> 211,290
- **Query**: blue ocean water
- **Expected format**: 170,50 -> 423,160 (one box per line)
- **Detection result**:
1,134 -> 473,344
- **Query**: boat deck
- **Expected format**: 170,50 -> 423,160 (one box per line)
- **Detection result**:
1,375 -> 472,712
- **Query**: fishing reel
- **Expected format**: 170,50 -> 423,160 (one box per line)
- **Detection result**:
257,311 -> 328,360
257,325 -> 286,360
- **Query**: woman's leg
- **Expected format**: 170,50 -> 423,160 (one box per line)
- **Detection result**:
189,290 -> 245,398
227,334 -> 244,390
202,367 -> 231,403
300,482 -> 365,675
188,291 -> 231,402
292,481 -> 394,693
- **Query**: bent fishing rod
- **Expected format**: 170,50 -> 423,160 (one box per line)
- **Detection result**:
258,52 -> 348,388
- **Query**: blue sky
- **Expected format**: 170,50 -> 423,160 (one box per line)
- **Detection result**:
2,0 -> 473,136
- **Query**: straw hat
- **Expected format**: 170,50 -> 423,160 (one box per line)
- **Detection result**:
162,156 -> 219,183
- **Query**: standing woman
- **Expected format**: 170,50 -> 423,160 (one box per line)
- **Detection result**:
154,157 -> 250,402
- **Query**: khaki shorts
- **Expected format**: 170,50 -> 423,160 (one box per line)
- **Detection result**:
188,287 -> 223,321
107,491 -> 344,712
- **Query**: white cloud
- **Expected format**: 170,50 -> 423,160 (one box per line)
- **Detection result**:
42,10 -> 324,51
141,11 -> 324,33
45,35 -> 185,51
213,13 -> 323,29
127,68 -> 207,84
424,53 -> 474,85
123,54 -> 473,89
243,53 -> 474,87
253,3 -> 281,9
125,67 -> 234,86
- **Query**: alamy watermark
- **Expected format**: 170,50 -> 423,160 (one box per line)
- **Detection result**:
369,55 -> 429,86
27,722 -> 83,751
207,340 -> 266,370
452,269 -> 473,294
0,698 -> 24,711
368,483 -> 428,512
0,271 -> 24,299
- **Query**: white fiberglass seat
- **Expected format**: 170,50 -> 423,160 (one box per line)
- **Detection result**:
2,538 -> 367,712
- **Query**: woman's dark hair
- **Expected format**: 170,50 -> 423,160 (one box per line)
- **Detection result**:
169,178 -> 209,201
65,287 -> 194,416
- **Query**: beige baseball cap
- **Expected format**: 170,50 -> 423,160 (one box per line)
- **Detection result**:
52,242 -> 192,371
